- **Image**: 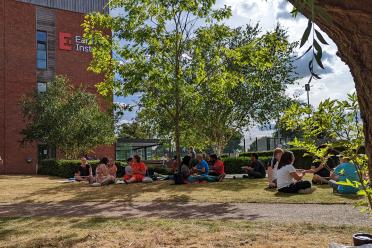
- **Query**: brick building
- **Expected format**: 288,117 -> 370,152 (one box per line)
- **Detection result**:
0,0 -> 114,174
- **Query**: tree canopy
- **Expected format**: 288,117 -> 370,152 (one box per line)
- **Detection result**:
20,76 -> 116,159
83,0 -> 297,159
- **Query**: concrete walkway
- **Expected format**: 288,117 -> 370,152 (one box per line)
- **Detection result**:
0,201 -> 370,226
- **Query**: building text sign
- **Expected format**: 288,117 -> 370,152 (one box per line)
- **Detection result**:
59,32 -> 93,53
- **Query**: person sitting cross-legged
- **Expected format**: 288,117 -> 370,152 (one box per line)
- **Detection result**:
107,158 -> 117,180
277,151 -> 314,194
74,157 -> 94,184
124,155 -> 147,184
94,157 -> 115,186
328,157 -> 360,194
243,153 -> 266,179
194,154 -> 209,176
209,154 -> 226,182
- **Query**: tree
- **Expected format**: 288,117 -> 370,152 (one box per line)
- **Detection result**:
20,76 -> 116,159
83,0 -> 235,165
193,24 -> 297,154
287,0 -> 372,183
281,93 -> 371,213
84,0 -> 293,164
223,131 -> 243,154
118,121 -> 150,139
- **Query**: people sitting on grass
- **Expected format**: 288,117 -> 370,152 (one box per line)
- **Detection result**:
243,153 -> 266,179
209,154 -> 226,182
74,157 -> 94,184
94,157 -> 115,186
277,151 -> 314,194
124,155 -> 147,184
267,148 -> 283,188
327,157 -> 360,194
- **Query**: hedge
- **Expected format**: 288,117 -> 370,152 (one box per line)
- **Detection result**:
38,159 -> 171,178
236,148 -> 315,170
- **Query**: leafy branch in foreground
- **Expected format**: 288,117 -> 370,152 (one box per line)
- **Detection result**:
280,93 -> 371,214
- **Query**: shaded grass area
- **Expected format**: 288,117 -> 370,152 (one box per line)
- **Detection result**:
0,217 -> 370,248
0,175 -> 360,204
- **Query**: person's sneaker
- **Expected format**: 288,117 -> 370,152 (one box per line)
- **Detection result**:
298,188 -> 316,194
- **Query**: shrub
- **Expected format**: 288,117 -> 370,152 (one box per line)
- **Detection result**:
38,159 -> 171,178
231,148 -> 315,170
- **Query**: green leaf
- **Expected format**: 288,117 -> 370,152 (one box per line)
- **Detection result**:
315,29 -> 329,45
300,19 -> 312,48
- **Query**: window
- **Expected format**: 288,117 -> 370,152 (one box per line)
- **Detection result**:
37,31 -> 47,69
37,81 -> 47,93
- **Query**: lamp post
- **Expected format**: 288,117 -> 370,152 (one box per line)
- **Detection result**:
305,83 -> 310,109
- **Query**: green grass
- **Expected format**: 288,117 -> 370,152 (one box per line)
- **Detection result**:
0,175 -> 361,204
0,217 -> 370,248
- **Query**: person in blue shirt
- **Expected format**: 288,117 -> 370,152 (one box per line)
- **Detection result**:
194,154 -> 209,176
328,157 -> 360,194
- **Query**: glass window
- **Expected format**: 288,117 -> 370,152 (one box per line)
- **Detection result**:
37,31 -> 47,42
37,31 -> 47,69
37,82 -> 47,93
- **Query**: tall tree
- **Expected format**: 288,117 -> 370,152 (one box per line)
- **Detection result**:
20,76 -> 116,159
84,3 -> 297,159
193,24 -> 297,154
83,0 -> 265,164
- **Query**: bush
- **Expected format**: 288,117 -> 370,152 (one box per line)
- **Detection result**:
38,159 -> 171,178
233,148 -> 315,170
222,156 -> 272,174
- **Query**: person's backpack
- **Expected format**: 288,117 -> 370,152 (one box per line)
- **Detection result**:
174,173 -> 184,185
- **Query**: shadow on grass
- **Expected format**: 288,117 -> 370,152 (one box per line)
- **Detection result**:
7,178 -> 266,204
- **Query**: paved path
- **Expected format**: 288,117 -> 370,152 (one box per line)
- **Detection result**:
0,201 -> 370,226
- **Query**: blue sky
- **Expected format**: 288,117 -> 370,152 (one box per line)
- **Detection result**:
114,0 -> 356,143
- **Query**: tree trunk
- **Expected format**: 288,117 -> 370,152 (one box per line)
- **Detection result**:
289,0 -> 372,179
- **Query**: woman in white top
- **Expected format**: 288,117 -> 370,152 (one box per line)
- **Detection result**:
267,148 -> 283,188
277,151 -> 313,194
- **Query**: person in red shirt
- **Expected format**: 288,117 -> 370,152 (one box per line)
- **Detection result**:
209,154 -> 225,182
124,155 -> 147,183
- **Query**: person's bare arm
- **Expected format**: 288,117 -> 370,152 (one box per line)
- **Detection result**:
290,171 -> 304,181
310,164 -> 324,173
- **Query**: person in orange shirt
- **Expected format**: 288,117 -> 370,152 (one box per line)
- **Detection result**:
124,155 -> 147,184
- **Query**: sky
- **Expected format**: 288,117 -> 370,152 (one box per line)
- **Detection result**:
114,0 -> 356,144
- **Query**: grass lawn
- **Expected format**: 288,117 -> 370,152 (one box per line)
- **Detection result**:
0,175 -> 360,204
0,217 -> 370,248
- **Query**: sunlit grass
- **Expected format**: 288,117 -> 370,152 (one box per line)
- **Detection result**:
0,175 -> 360,204
0,217 -> 369,248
